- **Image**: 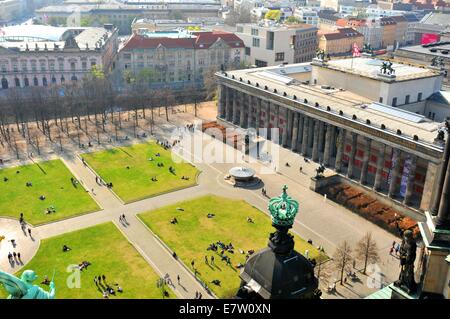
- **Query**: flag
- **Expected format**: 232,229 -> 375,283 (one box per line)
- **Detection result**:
352,43 -> 361,57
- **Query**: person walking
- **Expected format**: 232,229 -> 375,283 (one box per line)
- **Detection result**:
177,275 -> 180,285
204,256 -> 208,264
27,228 -> 32,237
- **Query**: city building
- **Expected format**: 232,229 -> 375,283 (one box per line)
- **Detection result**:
395,42 -> 450,85
317,10 -> 339,32
0,24 -> 119,91
412,12 -> 450,44
294,7 -> 319,26
35,1 -> 222,34
380,16 -> 397,49
236,22 -> 317,67
216,57 -> 446,212
337,18 -> 383,49
131,18 -> 203,33
318,27 -> 364,56
118,29 -> 244,89
0,0 -> 24,23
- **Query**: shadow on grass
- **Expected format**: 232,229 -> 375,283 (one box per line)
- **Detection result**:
118,147 -> 133,158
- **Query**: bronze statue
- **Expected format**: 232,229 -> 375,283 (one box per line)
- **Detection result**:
394,230 -> 417,294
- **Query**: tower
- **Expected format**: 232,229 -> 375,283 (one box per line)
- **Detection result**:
418,121 -> 450,299
235,185 -> 321,299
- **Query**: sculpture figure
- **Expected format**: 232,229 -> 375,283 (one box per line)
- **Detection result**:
315,165 -> 326,179
0,270 -> 55,299
315,49 -> 326,61
394,230 -> 417,294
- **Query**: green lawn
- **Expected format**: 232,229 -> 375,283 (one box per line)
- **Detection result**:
81,142 -> 199,203
138,195 -> 328,298
0,223 -> 175,299
0,159 -> 99,225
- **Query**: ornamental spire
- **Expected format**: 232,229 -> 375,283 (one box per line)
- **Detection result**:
268,185 -> 299,228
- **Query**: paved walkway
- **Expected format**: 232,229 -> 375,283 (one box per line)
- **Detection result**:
0,105 -> 409,299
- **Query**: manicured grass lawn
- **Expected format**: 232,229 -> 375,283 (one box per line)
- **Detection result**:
0,223 -> 174,299
139,195 -> 328,298
82,142 -> 199,203
0,159 -> 99,225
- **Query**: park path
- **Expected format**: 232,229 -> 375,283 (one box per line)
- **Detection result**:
35,152 -> 213,298
3,105 -> 406,299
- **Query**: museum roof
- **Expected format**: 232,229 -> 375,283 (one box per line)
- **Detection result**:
396,42 -> 450,58
324,57 -> 439,81
217,61 -> 444,146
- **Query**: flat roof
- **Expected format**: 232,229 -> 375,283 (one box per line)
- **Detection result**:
219,63 -> 443,145
396,43 -> 450,59
0,25 -> 71,41
325,57 -> 439,82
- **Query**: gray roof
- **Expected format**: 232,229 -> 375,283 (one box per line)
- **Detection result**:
420,12 -> 450,27
428,91 -> 450,105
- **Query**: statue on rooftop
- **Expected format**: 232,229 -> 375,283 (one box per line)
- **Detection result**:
394,230 -> 417,295
0,270 -> 56,299
315,164 -> 326,179
315,49 -> 326,61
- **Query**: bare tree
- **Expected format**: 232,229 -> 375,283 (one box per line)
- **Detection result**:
332,241 -> 353,285
355,232 -> 380,274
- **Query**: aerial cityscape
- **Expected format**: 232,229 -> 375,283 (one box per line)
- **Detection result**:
0,0 -> 449,308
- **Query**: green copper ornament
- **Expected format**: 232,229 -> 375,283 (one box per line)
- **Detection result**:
268,185 -> 299,227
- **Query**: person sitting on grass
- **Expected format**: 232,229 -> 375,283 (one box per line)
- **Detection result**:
3,177 -> 8,182
207,213 -> 215,218
39,195 -> 46,200
247,217 -> 254,223
170,217 -> 178,224
41,275 -> 51,286
62,244 -> 71,252
211,279 -> 221,286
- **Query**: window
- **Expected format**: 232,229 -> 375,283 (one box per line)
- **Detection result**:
52,77 -> 57,84
266,31 -> 274,50
33,77 -> 38,86
15,78 -> 20,87
1,78 -> 8,89
60,76 -> 65,83
405,95 -> 410,104
255,59 -> 267,67
123,53 -> 131,60
275,52 -> 285,62
245,47 -> 251,56
251,28 -> 259,36
24,78 -> 29,87
392,97 -> 397,107
70,62 -> 76,71
82,61 -> 87,70
42,77 -> 48,86
237,26 -> 243,33
379,97 -> 383,103
418,92 -> 422,102
71,75 -> 78,82
252,38 -> 260,47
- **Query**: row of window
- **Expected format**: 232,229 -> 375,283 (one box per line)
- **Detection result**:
0,75 -> 78,89
379,92 -> 422,106
0,60 -> 96,73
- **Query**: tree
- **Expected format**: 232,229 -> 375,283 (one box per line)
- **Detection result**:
285,16 -> 301,25
264,10 -> 281,22
332,241 -> 353,285
355,232 -> 380,274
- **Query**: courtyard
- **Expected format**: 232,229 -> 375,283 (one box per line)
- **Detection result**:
81,142 -> 199,203
139,195 -> 328,298
0,159 -> 99,225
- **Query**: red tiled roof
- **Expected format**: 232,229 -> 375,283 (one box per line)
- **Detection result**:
121,31 -> 244,51
322,27 -> 363,40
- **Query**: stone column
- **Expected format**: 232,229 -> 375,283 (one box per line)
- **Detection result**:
312,120 -> 320,162
218,84 -> 225,118
239,92 -> 246,128
301,116 -> 310,156
274,104 -> 280,144
360,138 -> 372,185
347,133 -> 358,179
255,98 -> 261,132
286,109 -> 293,146
403,155 -> 417,205
318,121 -> 325,155
307,119 -> 314,150
297,115 -> 304,151
291,112 -> 299,151
388,149 -> 402,198
335,128 -> 346,173
232,89 -> 238,124
330,126 -> 336,158
323,124 -> 332,166
225,87 -> 231,122
265,101 -> 271,140
282,108 -> 289,147
373,143 -> 386,191
247,95 -> 253,128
